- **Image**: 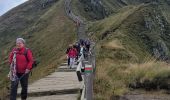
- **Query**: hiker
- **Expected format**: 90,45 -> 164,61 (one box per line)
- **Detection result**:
79,44 -> 87,58
66,44 -> 72,66
68,45 -> 77,69
73,42 -> 80,61
8,38 -> 34,100
85,39 -> 91,52
79,39 -> 85,46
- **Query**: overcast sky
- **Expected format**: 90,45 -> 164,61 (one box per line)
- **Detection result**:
0,0 -> 28,16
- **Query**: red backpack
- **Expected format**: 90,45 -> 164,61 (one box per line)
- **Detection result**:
24,48 -> 38,69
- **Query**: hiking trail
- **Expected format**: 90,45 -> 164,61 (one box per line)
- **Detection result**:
17,0 -> 89,99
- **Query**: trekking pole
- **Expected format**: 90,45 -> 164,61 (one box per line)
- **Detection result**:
14,72 -> 30,85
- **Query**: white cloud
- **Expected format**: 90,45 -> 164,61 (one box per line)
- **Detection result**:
0,0 -> 28,16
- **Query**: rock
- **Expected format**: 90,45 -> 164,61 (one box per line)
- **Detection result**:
79,0 -> 107,19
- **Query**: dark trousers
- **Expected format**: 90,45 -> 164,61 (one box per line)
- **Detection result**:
67,57 -> 70,66
10,73 -> 29,100
86,45 -> 90,52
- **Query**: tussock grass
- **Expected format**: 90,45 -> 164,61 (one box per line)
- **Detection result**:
89,2 -> 170,100
70,0 -> 170,99
94,59 -> 114,100
94,57 -> 170,100
126,61 -> 170,90
102,40 -> 124,50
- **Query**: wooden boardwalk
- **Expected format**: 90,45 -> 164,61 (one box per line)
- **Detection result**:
17,63 -> 82,100
26,94 -> 78,100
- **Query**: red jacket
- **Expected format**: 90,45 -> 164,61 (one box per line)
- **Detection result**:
9,47 -> 33,73
68,48 -> 77,58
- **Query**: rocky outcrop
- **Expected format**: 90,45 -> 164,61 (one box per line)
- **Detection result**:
142,5 -> 170,60
165,0 -> 170,5
41,0 -> 58,8
153,40 -> 169,60
79,0 -> 107,20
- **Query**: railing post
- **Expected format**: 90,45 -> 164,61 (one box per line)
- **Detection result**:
84,65 -> 93,100
76,62 -> 82,81
76,55 -> 84,82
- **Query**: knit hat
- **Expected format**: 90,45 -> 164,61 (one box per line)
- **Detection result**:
16,38 -> 25,44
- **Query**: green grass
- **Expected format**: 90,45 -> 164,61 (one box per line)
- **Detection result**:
0,0 -> 77,98
71,1 -> 170,99
86,2 -> 170,100
1,0 -> 170,99
88,4 -> 144,40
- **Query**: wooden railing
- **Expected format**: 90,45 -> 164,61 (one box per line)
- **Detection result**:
64,0 -> 95,99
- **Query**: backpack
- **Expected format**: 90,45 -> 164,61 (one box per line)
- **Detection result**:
24,48 -> 38,69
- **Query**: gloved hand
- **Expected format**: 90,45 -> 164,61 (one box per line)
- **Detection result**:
25,69 -> 30,74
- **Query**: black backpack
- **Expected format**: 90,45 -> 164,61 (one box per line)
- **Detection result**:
24,48 -> 38,69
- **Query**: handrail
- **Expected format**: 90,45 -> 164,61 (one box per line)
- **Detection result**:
76,54 -> 84,82
81,84 -> 85,100
64,0 -> 95,99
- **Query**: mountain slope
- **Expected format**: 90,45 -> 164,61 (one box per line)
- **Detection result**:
0,0 -> 76,98
1,0 -> 170,99
71,0 -> 170,99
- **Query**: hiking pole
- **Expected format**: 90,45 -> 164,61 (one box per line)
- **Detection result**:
14,72 -> 30,85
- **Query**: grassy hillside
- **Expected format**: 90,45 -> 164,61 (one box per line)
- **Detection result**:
71,0 -> 170,99
1,0 -> 170,99
72,0 -> 170,21
0,0 -> 76,98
